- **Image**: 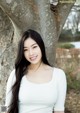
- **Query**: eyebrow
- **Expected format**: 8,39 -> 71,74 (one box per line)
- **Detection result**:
24,43 -> 37,48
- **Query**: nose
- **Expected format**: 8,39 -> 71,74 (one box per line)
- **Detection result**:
29,48 -> 33,55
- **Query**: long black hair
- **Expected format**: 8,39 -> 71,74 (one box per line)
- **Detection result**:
8,29 -> 50,113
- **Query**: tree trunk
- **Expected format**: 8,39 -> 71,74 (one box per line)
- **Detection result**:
0,0 -> 75,104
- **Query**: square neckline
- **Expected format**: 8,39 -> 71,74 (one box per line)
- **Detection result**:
24,68 -> 55,85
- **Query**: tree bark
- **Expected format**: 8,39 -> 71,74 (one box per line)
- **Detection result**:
0,0 -> 75,64
0,0 -> 75,104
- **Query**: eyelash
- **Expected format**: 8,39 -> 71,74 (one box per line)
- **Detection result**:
24,46 -> 37,51
24,49 -> 28,51
33,46 -> 37,48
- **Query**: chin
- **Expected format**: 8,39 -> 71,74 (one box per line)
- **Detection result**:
30,62 -> 39,65
30,60 -> 41,65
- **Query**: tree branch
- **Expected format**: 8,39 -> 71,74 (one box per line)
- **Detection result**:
50,0 -> 76,38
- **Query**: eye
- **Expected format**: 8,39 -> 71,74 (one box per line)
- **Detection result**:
33,46 -> 37,49
24,49 -> 28,51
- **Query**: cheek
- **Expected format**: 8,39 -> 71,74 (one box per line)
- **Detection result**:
38,49 -> 42,57
24,52 -> 28,59
40,52 -> 42,58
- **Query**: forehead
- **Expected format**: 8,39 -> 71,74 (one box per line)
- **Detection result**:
24,38 -> 37,47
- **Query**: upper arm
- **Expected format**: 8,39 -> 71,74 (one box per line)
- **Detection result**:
5,69 -> 16,108
54,69 -> 67,112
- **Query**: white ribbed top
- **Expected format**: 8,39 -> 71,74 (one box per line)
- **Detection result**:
5,67 -> 67,113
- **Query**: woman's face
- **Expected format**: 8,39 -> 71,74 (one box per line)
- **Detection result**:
24,37 -> 42,65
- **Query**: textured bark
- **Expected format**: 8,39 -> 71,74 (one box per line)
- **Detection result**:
0,0 -> 75,104
0,8 -> 14,104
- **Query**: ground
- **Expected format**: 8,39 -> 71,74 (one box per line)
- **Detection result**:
65,90 -> 80,113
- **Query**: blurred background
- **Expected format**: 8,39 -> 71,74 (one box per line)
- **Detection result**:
56,0 -> 80,113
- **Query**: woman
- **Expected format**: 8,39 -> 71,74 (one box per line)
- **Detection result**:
5,29 -> 67,113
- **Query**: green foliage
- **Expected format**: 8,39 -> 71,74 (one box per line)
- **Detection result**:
66,72 -> 80,92
59,29 -> 80,42
58,43 -> 75,49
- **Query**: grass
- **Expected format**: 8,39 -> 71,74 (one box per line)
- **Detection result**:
58,42 -> 75,49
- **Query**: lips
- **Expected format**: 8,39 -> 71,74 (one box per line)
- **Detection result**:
29,55 -> 38,61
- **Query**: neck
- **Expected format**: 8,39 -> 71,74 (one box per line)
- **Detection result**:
28,61 -> 43,72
